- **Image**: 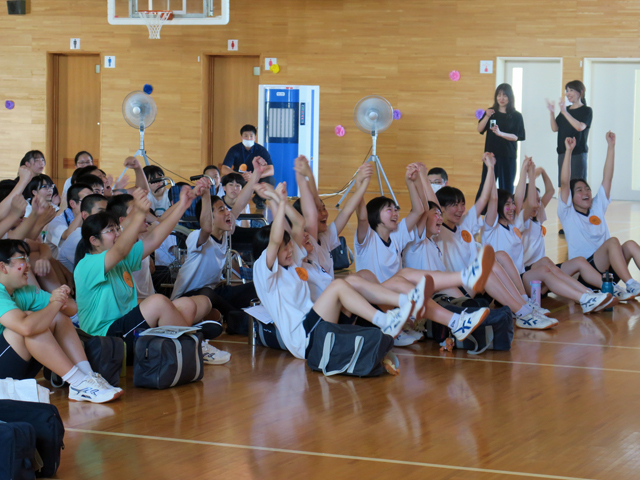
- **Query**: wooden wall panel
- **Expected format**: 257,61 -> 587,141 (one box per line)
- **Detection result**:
0,0 -> 639,201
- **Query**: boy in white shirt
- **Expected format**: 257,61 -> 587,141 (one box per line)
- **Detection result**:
221,173 -> 251,227
143,165 -> 172,216
559,133 -> 640,297
45,183 -> 93,259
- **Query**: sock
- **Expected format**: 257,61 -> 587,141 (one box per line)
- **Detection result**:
75,361 -> 92,375
460,269 -> 470,288
398,294 -> 409,306
516,304 -> 533,317
62,366 -> 87,388
448,313 -> 460,329
580,293 -> 590,304
372,311 -> 388,328
521,294 -> 529,302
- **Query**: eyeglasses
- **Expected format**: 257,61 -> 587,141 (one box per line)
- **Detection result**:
8,255 -> 29,264
76,161 -> 92,167
100,226 -> 123,235
38,184 -> 54,191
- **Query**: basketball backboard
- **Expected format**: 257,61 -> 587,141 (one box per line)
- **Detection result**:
107,0 -> 229,25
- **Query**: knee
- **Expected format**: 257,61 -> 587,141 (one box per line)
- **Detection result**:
606,237 -> 621,248
623,240 -> 639,250
496,251 -> 508,262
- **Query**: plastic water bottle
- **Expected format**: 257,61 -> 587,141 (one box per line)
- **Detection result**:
601,273 -> 614,312
530,280 -> 542,308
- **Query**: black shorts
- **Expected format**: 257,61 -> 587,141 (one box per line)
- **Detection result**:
106,306 -> 151,343
302,308 -> 323,358
584,254 -> 621,286
0,330 -> 42,380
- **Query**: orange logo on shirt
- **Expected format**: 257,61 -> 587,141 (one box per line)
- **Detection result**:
295,267 -> 309,281
589,216 -> 601,226
461,230 -> 473,243
513,227 -> 522,239
541,226 -> 547,236
123,272 -> 134,288
239,164 -> 247,172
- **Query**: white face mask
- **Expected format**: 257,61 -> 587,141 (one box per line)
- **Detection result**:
242,139 -> 255,148
430,183 -> 444,193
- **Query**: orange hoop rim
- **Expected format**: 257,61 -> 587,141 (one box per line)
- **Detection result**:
138,10 -> 174,20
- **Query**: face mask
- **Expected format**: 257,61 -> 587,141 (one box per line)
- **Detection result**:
430,183 -> 443,193
242,139 -> 255,148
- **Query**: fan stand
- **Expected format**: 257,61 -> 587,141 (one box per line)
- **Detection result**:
336,132 -> 397,207
135,124 -> 150,166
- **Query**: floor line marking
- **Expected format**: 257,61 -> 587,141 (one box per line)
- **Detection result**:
514,339 -> 640,350
395,353 -> 640,374
211,340 -> 247,344
65,428 -> 594,480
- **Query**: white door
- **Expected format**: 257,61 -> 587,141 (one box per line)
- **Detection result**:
497,58 -> 563,191
585,59 -> 640,201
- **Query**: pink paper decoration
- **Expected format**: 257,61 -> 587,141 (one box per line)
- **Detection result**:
392,109 -> 402,120
475,109 -> 485,120
335,125 -> 345,137
449,70 -> 461,82
5,100 -> 14,110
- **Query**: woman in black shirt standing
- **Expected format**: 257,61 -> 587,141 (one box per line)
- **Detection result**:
547,80 -> 592,185
476,83 -> 526,198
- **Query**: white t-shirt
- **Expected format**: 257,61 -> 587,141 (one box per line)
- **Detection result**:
171,230 -> 227,299
45,208 -> 74,258
61,177 -> 72,202
302,240 -> 332,301
403,228 -> 446,272
354,219 -> 414,283
436,205 -> 482,273
317,222 -> 341,278
520,208 -> 547,267
148,190 -> 171,216
558,185 -> 611,260
155,235 -> 177,267
57,228 -> 81,272
253,247 -> 314,360
133,255 -> 155,300
482,216 -> 525,274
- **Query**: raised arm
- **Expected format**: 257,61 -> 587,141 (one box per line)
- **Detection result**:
546,99 -> 558,132
230,157 -> 264,219
521,160 -> 538,221
294,155 -> 319,239
536,166 -> 555,207
355,197 -> 369,245
333,163 -> 373,236
474,153 -> 496,217
403,163 -> 425,231
142,186 -> 196,259
477,108 -> 494,134
0,196 -> 28,239
559,137 -> 575,204
195,178 -> 213,247
514,156 -> 531,213
278,183 -> 305,246
254,156 -> 274,179
124,156 -> 151,193
27,198 -> 57,241
484,170 -> 498,227
417,163 -> 439,206
265,183 -> 288,270
0,167 -> 32,220
602,131 -> 615,199
559,99 -> 587,132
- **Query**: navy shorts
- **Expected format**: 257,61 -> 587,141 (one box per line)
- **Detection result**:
0,331 -> 42,380
106,305 -> 151,344
302,308 -> 353,358
583,254 -> 621,287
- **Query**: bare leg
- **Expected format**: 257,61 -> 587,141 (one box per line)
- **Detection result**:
593,237 -> 633,282
343,274 -> 403,307
534,257 -> 590,293
3,328 -> 75,379
50,313 -> 88,364
622,240 -> 640,271
561,257 -> 603,288
484,271 -> 526,312
313,279 -> 380,323
138,295 -> 189,327
422,299 -> 456,327
522,267 -> 584,301
173,295 -> 211,324
396,268 -> 463,291
495,252 -> 527,296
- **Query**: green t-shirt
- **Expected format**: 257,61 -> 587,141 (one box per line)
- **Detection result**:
0,284 -> 51,336
74,240 -> 143,336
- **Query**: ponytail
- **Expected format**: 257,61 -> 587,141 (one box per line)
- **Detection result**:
74,238 -> 91,266
76,211 -> 118,264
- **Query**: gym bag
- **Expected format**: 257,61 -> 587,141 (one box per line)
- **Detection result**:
0,400 -> 65,478
133,331 -> 204,389
306,321 -> 393,377
253,320 -> 287,351
0,420 -> 38,480
330,236 -> 354,271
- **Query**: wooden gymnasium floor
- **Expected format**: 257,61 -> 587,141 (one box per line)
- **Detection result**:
48,195 -> 640,480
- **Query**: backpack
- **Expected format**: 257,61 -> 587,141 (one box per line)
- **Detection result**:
330,236 -> 354,271
0,420 -> 38,480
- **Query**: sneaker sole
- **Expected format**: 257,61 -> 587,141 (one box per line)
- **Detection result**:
457,308 -> 489,341
584,293 -> 613,313
204,355 -> 231,365
516,319 -> 557,330
70,389 -> 124,404
593,294 -> 618,312
413,275 -> 435,320
471,245 -> 495,294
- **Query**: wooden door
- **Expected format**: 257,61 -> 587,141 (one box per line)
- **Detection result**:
51,54 -> 101,187
206,55 -> 260,168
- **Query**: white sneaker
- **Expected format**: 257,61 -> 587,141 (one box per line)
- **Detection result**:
406,329 -> 424,341
613,283 -> 634,301
581,292 -> 611,313
451,308 -> 489,341
90,372 -> 123,393
625,279 -> 640,297
515,312 -> 558,330
69,375 -> 124,403
382,302 -> 413,338
407,276 -> 428,320
527,298 -> 550,315
461,245 -> 495,294
393,330 -> 419,347
201,341 -> 231,365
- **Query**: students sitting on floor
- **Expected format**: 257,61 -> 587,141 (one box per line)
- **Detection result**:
559,132 -> 640,297
74,187 -> 225,365
0,239 -> 122,403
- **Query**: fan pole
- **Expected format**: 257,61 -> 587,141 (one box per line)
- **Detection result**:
134,124 -> 150,166
335,132 -> 398,207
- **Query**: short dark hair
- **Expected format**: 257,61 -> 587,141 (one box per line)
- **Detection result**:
240,125 -> 257,136
491,83 -> 516,115
427,201 -> 441,212
436,186 -> 465,208
252,225 -> 290,260
81,194 -> 107,215
569,178 -> 590,198
143,165 -> 164,180
0,239 -> 30,264
222,173 -> 246,188
107,194 -> 134,220
67,183 -> 92,207
0,180 -> 17,204
427,167 -> 448,183
203,165 -> 220,175
19,150 -> 45,167
75,174 -> 104,189
366,196 -> 398,231
565,80 -> 587,106
74,151 -> 93,165
24,174 -> 53,201
497,189 -> 515,222
194,195 -> 223,220
71,165 -> 99,184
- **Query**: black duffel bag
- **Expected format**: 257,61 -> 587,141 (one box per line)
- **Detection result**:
0,420 -> 38,480
330,236 -> 354,271
133,331 -> 204,389
0,400 -> 64,478
306,321 -> 393,377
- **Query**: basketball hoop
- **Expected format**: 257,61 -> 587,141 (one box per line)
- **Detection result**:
138,10 -> 173,39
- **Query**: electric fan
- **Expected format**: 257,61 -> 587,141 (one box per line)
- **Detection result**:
122,91 -> 157,166
337,95 -> 397,206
